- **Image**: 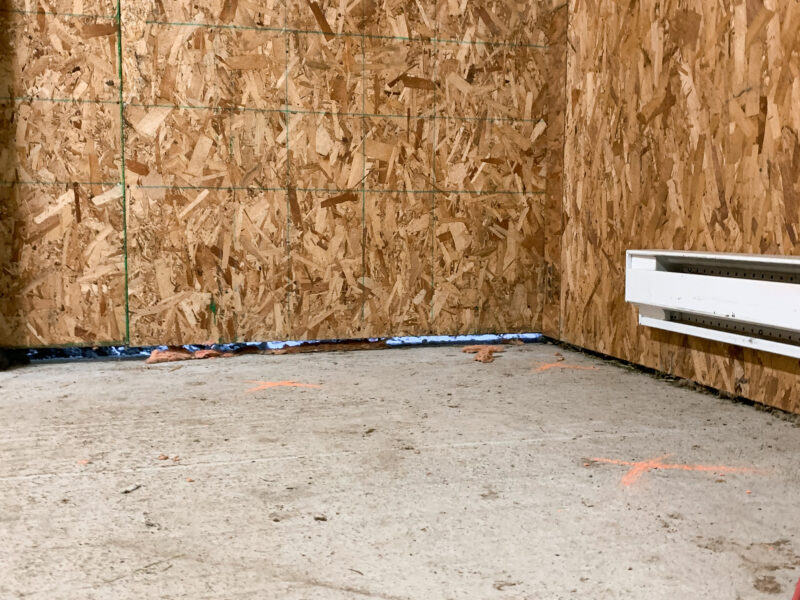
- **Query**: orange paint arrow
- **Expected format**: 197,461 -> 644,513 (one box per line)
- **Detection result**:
245,380 -> 322,393
588,454 -> 758,486
532,361 -> 597,373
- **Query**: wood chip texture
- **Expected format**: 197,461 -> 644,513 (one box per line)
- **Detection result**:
0,0 -> 552,347
0,11 -> 125,346
559,0 -> 800,413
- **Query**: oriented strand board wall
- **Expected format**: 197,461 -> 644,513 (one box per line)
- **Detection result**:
121,0 -> 550,345
561,0 -> 800,412
542,0 -> 566,338
0,0 -> 553,346
0,6 -> 126,346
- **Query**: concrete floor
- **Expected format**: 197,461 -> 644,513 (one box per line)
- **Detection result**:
0,343 -> 798,599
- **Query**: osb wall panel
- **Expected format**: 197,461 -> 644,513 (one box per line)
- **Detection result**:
0,1 -> 554,347
6,1 -> 116,15
0,9 -> 126,346
433,191 -> 544,334
562,0 -> 800,412
119,0 -> 553,345
126,185 -> 288,345
542,0 -> 566,338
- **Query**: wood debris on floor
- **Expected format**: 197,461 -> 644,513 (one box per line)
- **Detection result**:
462,345 -> 505,363
267,339 -> 388,355
145,347 -> 194,364
146,346 -> 236,364
145,339 -> 391,364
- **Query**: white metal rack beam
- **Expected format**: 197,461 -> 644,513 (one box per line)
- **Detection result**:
625,250 -> 800,359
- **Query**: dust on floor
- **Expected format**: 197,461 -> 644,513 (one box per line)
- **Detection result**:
0,344 -> 798,599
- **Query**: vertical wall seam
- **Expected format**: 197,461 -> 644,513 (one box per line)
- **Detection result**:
284,1 -> 292,335
360,0 -> 367,324
559,0 -> 570,340
429,6 -> 438,334
228,106 -> 234,341
115,0 -> 130,345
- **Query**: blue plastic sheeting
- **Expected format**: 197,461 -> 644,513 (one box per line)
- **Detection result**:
386,333 -> 542,346
27,333 -> 543,361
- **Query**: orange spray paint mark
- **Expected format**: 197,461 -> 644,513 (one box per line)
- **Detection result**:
588,454 -> 758,486
245,380 -> 322,393
531,361 -> 597,373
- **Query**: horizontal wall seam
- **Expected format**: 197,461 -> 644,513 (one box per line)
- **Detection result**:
0,97 -> 544,126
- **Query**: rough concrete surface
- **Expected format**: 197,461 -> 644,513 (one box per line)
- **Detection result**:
0,343 -> 798,599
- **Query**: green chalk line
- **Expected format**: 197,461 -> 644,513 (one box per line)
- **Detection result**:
0,183 -> 541,196
2,183 -> 541,196
283,6 -> 292,329
0,8 -> 116,19
431,19 -> 438,325
144,20 -> 547,49
129,184 -> 542,196
2,97 -> 544,128
123,102 -> 541,125
0,180 -> 121,186
0,96 -> 120,105
360,0 -> 366,321
116,0 -> 131,345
